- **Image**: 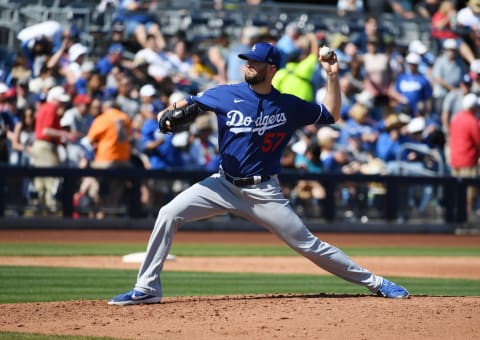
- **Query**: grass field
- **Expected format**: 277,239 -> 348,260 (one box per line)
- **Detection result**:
0,242 -> 479,304
1,242 -> 479,257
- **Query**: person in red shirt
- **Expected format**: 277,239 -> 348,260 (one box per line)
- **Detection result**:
449,93 -> 480,219
30,86 -> 72,213
430,1 -> 475,63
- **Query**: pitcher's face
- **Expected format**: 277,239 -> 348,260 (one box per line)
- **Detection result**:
243,60 -> 269,85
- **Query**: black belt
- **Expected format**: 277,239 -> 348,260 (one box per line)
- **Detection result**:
222,170 -> 270,187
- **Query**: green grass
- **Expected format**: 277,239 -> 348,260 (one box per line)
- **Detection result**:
0,266 -> 478,304
1,243 -> 479,257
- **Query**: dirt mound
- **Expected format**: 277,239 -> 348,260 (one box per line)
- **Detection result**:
1,295 -> 479,340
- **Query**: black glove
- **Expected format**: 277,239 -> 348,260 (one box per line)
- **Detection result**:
158,103 -> 201,134
158,113 -> 171,134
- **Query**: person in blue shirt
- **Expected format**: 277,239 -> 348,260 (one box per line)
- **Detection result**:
140,107 -> 183,170
376,113 -> 410,172
392,52 -> 433,117
109,41 -> 409,306
95,44 -> 125,77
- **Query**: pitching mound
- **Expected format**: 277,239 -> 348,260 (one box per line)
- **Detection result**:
1,295 -> 479,339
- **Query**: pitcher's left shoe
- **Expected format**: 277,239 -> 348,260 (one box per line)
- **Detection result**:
376,279 -> 410,299
108,289 -> 161,306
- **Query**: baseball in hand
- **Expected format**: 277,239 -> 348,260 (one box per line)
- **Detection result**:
319,46 -> 333,61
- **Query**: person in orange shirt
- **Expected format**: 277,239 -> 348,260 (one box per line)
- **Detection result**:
87,102 -> 131,164
81,101 -> 132,218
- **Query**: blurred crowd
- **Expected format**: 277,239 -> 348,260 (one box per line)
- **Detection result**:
0,0 -> 479,221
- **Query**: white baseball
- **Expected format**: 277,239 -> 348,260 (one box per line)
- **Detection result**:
319,46 -> 332,59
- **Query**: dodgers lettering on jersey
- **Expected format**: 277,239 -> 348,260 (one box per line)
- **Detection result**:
187,82 -> 334,177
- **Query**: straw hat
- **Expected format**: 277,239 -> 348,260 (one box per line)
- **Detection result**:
348,103 -> 369,122
384,113 -> 410,131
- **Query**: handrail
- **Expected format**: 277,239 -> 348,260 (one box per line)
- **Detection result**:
0,164 -> 477,224
395,142 -> 445,176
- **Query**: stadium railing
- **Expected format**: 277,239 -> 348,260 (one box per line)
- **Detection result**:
0,165 -> 478,228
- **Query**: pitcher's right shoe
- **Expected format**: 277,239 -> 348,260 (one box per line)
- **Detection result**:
376,279 -> 410,299
108,289 -> 161,306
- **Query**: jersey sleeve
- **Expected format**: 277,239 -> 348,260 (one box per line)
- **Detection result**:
293,97 -> 335,126
188,86 -> 223,112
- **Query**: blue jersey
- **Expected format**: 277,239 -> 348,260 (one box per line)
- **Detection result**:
395,72 -> 432,116
187,82 -> 334,177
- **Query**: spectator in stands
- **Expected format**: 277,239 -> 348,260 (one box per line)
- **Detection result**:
431,1 -> 475,63
190,48 -> 220,90
341,57 -> 364,99
354,15 -> 387,54
206,32 -> 230,84
328,33 -> 354,76
276,22 -> 301,68
96,43 -> 126,77
449,92 -> 480,220
74,61 -> 96,95
134,33 -> 171,70
456,0 -> 480,57
416,0 -> 441,19
18,21 -> 62,77
107,22 -> 128,56
191,113 -> 219,172
45,29 -> 81,82
407,40 -> 435,77
81,100 -> 132,219
139,84 -> 164,114
272,32 -> 319,102
9,106 -> 35,166
86,72 -> 106,100
377,112 -> 411,169
171,130 -> 205,169
401,116 -> 441,216
337,0 -> 364,17
469,59 -> 480,95
27,65 -> 56,105
340,100 -> 379,158
392,52 -> 433,117
361,35 -> 391,100
457,0 -> 480,33
9,56 -> 32,87
63,43 -> 89,88
431,39 -> 467,118
365,0 -> 391,18
60,94 -> 94,143
167,39 -> 200,93
441,73 -> 472,136
316,74 -> 358,123
293,136 -> 325,217
116,0 -> 165,50
317,126 -> 344,173
0,83 -> 20,125
388,0 -> 417,19
227,26 -> 260,83
115,74 -> 140,118
0,83 -> 15,163
30,86 -> 73,213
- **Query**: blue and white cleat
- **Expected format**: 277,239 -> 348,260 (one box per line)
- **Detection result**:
376,279 -> 410,299
108,289 -> 161,306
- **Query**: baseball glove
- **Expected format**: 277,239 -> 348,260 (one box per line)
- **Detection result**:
158,103 -> 201,134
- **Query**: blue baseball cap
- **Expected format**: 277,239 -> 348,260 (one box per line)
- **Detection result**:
238,42 -> 281,68
108,43 -> 124,55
